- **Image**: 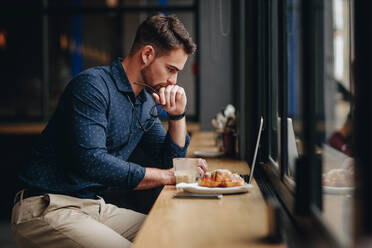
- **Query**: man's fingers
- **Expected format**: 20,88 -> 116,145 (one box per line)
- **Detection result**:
176,91 -> 182,101
152,93 -> 160,104
198,159 -> 208,173
170,86 -> 178,107
156,85 -> 186,114
165,86 -> 172,108
197,167 -> 205,177
159,87 -> 166,105
177,88 -> 186,104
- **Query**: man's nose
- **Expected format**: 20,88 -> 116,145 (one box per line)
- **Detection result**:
167,74 -> 178,85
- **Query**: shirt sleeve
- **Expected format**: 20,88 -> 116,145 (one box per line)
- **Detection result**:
137,118 -> 190,169
66,75 -> 146,189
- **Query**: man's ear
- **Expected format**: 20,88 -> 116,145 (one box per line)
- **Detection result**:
141,45 -> 155,65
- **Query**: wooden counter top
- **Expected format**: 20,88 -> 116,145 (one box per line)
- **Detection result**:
132,131 -> 285,248
0,123 -> 46,135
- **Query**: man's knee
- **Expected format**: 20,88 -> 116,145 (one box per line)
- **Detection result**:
101,203 -> 146,241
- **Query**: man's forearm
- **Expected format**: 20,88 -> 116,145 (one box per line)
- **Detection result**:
134,118 -> 186,190
168,117 -> 187,147
135,167 -> 175,190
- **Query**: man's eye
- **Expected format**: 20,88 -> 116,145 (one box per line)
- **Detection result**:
168,67 -> 175,73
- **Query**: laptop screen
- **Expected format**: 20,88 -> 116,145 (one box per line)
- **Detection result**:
248,117 -> 264,184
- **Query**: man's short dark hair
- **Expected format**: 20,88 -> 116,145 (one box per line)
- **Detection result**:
129,13 -> 196,57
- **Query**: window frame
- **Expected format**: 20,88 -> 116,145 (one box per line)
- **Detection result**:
242,0 -> 348,246
353,0 -> 372,243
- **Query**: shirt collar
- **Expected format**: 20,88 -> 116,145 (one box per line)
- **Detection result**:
111,57 -> 147,103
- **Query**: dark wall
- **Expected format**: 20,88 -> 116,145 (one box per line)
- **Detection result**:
199,0 -> 233,130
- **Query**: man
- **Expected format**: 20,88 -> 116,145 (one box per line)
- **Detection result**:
11,13 -> 207,248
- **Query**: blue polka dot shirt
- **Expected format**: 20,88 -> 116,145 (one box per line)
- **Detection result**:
19,58 -> 190,199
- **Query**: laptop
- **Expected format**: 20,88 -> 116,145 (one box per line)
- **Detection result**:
276,117 -> 299,177
174,117 -> 263,198
247,116 -> 264,184
287,118 -> 299,177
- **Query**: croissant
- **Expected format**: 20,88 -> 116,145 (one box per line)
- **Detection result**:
322,168 -> 353,187
198,169 -> 245,187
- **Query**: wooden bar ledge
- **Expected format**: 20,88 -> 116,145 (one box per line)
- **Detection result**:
132,131 -> 286,248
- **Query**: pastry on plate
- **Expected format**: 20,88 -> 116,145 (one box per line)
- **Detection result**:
198,169 -> 245,187
323,168 -> 353,187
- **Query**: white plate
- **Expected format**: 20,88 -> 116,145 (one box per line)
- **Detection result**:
176,182 -> 253,194
323,186 -> 354,195
193,151 -> 224,158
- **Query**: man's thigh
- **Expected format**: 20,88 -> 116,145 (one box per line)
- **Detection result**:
11,195 -> 132,248
12,207 -> 132,248
100,202 -> 146,242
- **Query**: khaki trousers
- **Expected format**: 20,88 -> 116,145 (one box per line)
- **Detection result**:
10,191 -> 146,248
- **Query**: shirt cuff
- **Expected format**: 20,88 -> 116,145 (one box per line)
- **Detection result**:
126,162 -> 146,189
165,131 -> 190,158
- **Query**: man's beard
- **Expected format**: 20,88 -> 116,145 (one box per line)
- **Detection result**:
140,63 -> 154,87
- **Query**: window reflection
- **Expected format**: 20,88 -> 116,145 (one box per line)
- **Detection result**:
48,13 -> 116,113
269,0 -> 279,163
321,0 -> 353,246
47,0 -> 195,8
0,0 -> 197,122
0,15 -> 42,120
286,0 -> 302,180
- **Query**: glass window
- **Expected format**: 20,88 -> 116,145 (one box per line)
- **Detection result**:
321,0 -> 353,246
0,14 -> 42,121
48,13 -> 117,113
0,1 -> 198,122
121,0 -> 195,7
269,0 -> 279,163
252,0 -> 357,245
47,0 -> 195,8
286,0 -> 302,182
48,0 -> 106,8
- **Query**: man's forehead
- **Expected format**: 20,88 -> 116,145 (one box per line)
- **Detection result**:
157,48 -> 188,70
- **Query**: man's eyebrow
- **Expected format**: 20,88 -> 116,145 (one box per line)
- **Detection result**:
168,64 -> 181,72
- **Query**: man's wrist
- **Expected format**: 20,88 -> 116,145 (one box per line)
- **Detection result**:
168,111 -> 186,120
163,169 -> 176,185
